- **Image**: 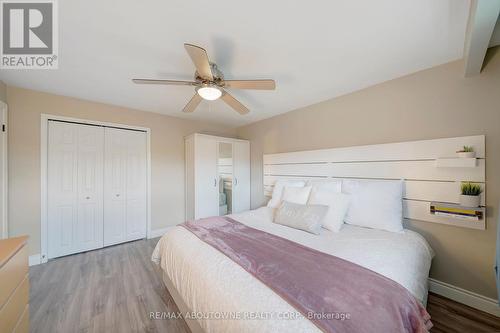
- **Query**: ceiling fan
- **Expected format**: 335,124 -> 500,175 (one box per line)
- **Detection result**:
132,43 -> 276,115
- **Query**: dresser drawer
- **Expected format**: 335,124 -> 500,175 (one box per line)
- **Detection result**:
0,245 -> 28,307
12,304 -> 29,333
0,275 -> 29,333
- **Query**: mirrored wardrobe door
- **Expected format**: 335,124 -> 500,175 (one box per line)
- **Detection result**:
217,142 -> 233,216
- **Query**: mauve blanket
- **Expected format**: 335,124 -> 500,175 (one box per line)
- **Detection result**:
181,216 -> 432,333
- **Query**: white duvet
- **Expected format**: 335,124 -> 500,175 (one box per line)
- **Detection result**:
152,207 -> 434,333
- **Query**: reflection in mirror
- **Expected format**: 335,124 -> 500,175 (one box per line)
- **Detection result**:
218,142 -> 233,215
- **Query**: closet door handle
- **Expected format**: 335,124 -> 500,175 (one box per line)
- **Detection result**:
234,178 -> 238,186
214,178 -> 217,187
85,196 -> 91,200
115,194 -> 120,197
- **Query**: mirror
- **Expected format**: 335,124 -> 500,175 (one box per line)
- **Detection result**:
218,142 -> 233,215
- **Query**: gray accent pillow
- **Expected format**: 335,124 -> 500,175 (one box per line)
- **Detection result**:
274,201 -> 329,235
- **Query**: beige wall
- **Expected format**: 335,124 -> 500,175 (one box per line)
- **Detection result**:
6,86 -> 236,256
237,47 -> 500,299
0,81 -> 6,103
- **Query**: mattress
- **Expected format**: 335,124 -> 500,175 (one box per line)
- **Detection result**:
152,207 -> 434,333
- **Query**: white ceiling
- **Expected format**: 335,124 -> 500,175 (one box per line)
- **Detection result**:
0,0 -> 470,127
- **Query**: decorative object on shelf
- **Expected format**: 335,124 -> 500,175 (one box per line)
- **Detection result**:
430,202 -> 484,221
456,146 -> 476,158
459,182 -> 482,207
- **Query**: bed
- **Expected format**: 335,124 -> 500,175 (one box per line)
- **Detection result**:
152,206 -> 434,333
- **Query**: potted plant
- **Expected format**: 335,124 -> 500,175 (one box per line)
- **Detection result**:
460,182 -> 482,207
456,146 -> 475,158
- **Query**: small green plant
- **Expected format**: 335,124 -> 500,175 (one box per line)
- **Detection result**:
458,146 -> 474,153
461,182 -> 482,196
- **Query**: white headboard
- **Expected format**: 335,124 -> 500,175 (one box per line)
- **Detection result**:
263,135 -> 486,230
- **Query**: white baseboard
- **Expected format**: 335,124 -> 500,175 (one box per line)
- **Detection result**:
30,228 -> 174,266
29,253 -> 41,266
148,226 -> 174,239
429,278 -> 500,317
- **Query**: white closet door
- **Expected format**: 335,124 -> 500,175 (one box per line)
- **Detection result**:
48,122 -> 104,258
123,130 -> 147,241
195,137 -> 218,219
103,128 -> 126,246
232,141 -> 250,213
104,128 -> 147,246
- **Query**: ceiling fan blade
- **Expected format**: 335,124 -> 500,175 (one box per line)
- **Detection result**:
132,79 -> 197,86
224,79 -> 276,90
183,93 -> 203,113
220,90 -> 249,115
184,43 -> 213,80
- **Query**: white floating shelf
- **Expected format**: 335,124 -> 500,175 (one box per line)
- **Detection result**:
430,202 -> 485,230
435,158 -> 477,168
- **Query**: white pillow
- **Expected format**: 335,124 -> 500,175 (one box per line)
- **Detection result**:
267,180 -> 305,208
307,187 -> 351,232
274,201 -> 328,235
281,186 -> 312,205
306,180 -> 342,193
342,180 -> 403,232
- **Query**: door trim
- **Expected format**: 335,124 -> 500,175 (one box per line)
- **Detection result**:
0,102 -> 7,239
40,114 -> 152,263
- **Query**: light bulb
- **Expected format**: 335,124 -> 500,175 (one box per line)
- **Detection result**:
197,86 -> 222,101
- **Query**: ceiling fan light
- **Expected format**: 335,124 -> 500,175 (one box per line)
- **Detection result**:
197,86 -> 222,100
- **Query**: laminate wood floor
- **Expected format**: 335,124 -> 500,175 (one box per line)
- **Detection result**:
30,238 -> 500,333
29,238 -> 189,333
428,292 -> 500,333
